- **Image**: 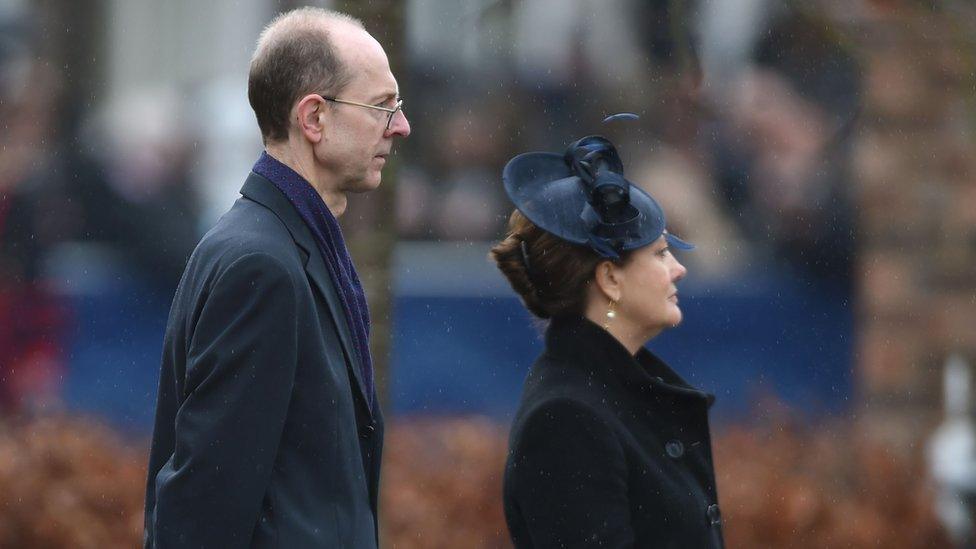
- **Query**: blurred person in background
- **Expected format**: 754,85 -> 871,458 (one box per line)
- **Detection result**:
705,11 -> 860,287
72,88 -> 202,293
0,3 -> 203,416
431,105 -> 511,240
0,13 -> 71,414
491,132 -> 723,547
143,8 -> 410,548
631,76 -> 752,281
396,101 -> 513,240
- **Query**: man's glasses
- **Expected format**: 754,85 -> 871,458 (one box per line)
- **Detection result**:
319,94 -> 403,131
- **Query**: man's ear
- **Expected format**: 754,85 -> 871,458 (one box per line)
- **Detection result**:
295,94 -> 325,143
593,260 -> 622,302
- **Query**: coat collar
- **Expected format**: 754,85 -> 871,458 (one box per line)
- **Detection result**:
544,316 -> 715,406
239,171 -> 374,419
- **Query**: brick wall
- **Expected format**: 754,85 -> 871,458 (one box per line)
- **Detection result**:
849,2 -> 976,450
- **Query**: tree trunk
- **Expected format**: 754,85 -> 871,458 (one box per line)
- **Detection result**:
334,0 -> 407,410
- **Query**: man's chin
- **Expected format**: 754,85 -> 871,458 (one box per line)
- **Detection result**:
366,168 -> 385,188
348,174 -> 383,193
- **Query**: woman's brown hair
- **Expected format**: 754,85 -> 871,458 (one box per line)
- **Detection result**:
490,210 -> 625,319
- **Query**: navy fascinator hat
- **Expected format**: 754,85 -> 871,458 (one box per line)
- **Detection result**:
502,122 -> 693,259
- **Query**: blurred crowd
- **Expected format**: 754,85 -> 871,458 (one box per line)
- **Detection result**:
397,0 -> 860,289
0,2 -> 860,409
0,6 -> 200,414
2,0 -> 967,546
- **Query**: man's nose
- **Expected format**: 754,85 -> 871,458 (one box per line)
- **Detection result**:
386,110 -> 410,137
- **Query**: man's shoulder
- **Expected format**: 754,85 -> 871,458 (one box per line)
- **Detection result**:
189,197 -> 304,280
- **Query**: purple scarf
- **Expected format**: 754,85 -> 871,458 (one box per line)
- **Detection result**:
253,152 -> 374,411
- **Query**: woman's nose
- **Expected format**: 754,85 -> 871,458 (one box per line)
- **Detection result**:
672,258 -> 687,282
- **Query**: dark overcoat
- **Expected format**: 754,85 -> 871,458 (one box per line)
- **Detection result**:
144,172 -> 383,548
504,316 -> 724,548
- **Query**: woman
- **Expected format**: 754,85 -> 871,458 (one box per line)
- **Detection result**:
491,132 -> 724,548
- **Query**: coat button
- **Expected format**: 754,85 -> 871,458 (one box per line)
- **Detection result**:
665,440 -> 684,459
361,423 -> 376,439
706,503 -> 721,525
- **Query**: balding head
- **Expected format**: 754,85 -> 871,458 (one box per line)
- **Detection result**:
247,8 -> 366,144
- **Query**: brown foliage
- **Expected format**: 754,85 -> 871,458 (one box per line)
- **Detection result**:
714,420 -> 950,548
381,417 -> 511,549
381,416 -> 949,549
0,416 -> 146,549
0,415 -> 951,548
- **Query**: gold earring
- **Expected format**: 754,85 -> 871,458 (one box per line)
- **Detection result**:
604,298 -> 617,330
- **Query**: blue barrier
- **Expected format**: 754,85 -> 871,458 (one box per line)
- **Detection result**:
62,243 -> 853,430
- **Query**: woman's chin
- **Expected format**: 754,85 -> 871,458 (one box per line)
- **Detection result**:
667,306 -> 683,327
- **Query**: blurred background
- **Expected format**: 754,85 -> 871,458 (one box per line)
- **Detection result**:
0,0 -> 974,546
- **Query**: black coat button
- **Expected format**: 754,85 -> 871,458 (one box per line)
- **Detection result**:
706,503 -> 721,525
361,423 -> 376,439
665,440 -> 684,458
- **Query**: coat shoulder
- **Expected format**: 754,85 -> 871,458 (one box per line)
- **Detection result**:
170,196 -> 308,316
519,356 -> 608,411
512,356 -> 618,436
196,197 -> 302,270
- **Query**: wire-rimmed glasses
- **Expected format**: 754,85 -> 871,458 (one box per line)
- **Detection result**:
318,94 -> 403,131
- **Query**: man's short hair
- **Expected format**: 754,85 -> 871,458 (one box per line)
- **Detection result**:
248,8 -> 364,144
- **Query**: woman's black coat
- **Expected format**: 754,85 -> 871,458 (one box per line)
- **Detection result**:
503,316 -> 724,548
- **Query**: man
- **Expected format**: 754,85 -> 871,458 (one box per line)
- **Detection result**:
143,8 -> 410,548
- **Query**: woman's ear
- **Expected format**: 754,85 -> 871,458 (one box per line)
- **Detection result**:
593,260 -> 622,302
295,94 -> 325,143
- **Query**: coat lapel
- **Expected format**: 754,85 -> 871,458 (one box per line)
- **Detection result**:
303,248 -> 373,413
240,172 -> 373,418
